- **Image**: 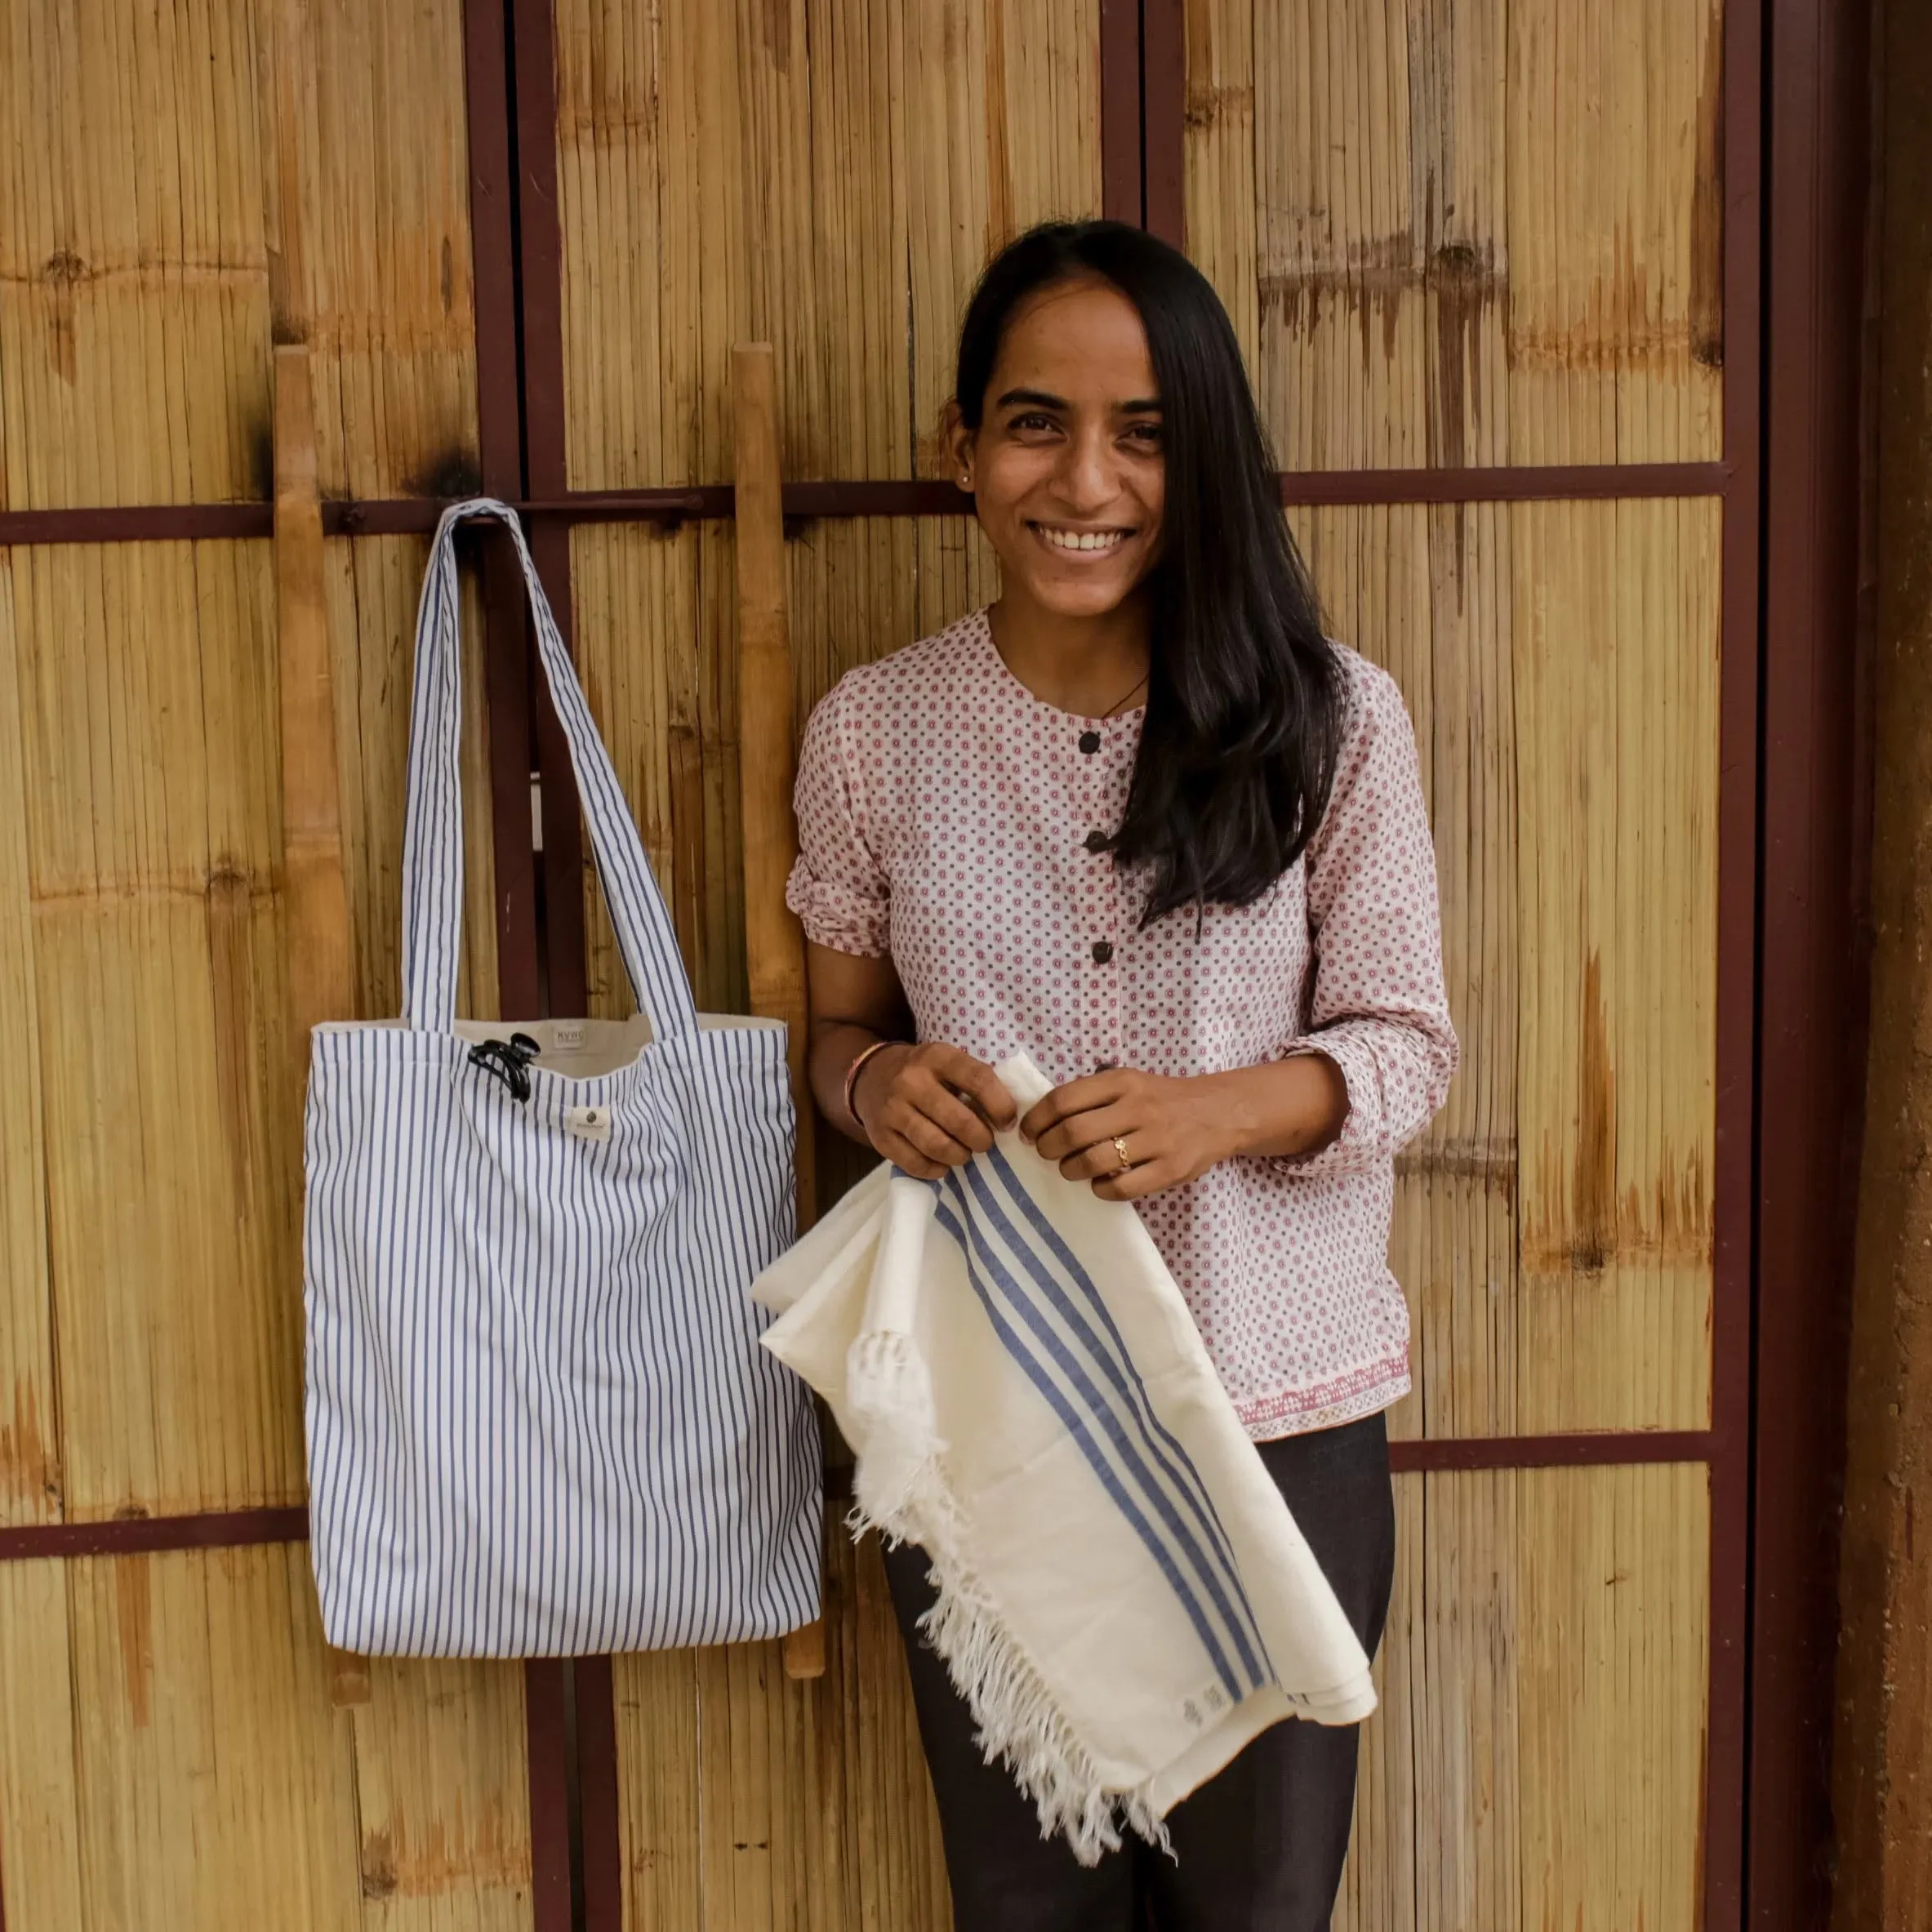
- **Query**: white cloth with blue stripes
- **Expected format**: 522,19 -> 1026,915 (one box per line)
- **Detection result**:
304,499 -> 821,1658
752,1052 -> 1375,1862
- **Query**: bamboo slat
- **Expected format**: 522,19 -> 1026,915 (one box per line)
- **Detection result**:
551,0 -> 1102,490
274,345 -> 354,1112
732,342 -> 827,1682
733,344 -> 818,1235
275,341 -> 370,1708
0,548 -> 56,1530
1183,0 -> 1725,470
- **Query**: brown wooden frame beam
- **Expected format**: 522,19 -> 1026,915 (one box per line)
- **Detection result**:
0,1431 -> 1721,1565
0,461 -> 1736,551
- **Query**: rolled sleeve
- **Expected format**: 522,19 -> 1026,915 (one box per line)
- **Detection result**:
786,677 -> 892,957
1275,657 -> 1458,1176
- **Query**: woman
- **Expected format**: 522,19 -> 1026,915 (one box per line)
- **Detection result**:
786,220 -> 1457,1932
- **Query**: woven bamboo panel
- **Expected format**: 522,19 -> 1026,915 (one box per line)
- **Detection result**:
9,538 -> 301,1519
0,1549 -> 536,1931
0,534 -> 496,1524
1303,496 -> 1720,1436
0,0 -> 479,509
1340,1463 -> 1709,1930
613,1528 -> 949,1930
550,0 -> 1101,487
1184,0 -> 1725,470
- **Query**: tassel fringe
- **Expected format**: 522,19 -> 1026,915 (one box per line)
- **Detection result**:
845,1329 -> 1172,1866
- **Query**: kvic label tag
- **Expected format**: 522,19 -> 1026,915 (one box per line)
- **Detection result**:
565,1105 -> 612,1144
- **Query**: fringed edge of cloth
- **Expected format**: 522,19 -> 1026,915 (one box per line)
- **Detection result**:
843,1329 -> 1172,1866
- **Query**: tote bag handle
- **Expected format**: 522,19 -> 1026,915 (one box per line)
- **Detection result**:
398,499 -> 700,1039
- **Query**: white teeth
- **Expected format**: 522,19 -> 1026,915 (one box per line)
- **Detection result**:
1037,526 -> 1126,553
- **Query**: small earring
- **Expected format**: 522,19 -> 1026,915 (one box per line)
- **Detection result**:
959,472 -> 972,488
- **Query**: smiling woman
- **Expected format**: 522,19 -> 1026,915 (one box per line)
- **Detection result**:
785,219 -> 1457,1932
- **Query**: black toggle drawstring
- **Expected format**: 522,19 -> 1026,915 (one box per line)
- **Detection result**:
468,1032 -> 541,1103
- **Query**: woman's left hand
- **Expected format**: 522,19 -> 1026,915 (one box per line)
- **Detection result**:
1021,1066 -> 1240,1202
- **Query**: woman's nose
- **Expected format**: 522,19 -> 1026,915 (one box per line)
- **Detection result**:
1054,431 -> 1120,511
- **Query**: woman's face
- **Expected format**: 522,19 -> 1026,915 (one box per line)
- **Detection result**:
951,276 -> 1165,621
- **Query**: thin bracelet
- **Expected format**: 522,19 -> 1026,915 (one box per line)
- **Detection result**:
842,1038 -> 902,1127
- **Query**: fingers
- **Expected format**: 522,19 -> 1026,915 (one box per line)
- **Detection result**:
1021,1068 -> 1129,1146
877,1107 -> 973,1177
863,1042 -> 1013,1177
924,1044 -> 1019,1131
1033,1098 -> 1138,1168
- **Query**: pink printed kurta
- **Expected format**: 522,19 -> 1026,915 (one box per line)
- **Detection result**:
786,611 -> 1456,1439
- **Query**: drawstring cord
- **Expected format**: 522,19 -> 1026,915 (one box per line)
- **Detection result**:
468,1032 -> 541,1103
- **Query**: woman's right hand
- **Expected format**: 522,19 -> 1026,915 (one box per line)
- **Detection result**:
851,1042 -> 1019,1179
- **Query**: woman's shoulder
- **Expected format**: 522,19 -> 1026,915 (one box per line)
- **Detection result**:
812,609 -> 991,724
1323,639 -> 1413,737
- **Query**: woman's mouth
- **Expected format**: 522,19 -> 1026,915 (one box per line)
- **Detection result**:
1030,522 -> 1133,554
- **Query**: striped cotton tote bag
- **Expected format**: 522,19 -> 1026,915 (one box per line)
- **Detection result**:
303,499 -> 821,1658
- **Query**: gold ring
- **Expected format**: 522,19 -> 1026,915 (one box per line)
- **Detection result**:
1112,1134 -> 1133,1172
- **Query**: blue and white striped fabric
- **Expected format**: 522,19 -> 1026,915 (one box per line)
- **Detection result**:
303,499 -> 821,1658
928,1151 -> 1274,1707
752,1051 -> 1375,1857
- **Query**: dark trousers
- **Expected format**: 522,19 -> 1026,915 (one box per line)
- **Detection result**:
884,1410 -> 1396,1932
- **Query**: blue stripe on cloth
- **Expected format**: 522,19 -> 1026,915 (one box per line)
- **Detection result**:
970,1147 -> 1262,1627
929,1174 -> 1270,1700
946,1159 -> 1272,1689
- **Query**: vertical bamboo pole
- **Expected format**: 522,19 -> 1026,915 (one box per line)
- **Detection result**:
274,343 -> 369,1709
734,342 -> 826,1683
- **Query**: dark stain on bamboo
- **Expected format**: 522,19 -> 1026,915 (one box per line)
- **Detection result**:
403,448 -> 486,501
41,248 -> 83,385
1573,951 -> 1618,1273
0,1378 -> 57,1508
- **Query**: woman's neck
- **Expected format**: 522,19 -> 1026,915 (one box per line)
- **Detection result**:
986,586 -> 1151,718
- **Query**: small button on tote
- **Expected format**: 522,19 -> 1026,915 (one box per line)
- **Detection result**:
303,499 -> 822,1658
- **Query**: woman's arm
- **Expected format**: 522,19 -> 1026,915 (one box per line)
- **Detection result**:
804,942 -> 1017,1178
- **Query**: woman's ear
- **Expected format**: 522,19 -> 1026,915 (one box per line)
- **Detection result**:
942,401 -> 975,492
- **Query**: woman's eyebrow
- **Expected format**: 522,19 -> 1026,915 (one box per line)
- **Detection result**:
993,387 -> 1164,413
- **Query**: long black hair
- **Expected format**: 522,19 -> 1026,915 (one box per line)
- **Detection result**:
955,220 -> 1341,926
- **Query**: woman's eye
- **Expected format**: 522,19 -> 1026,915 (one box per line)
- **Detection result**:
1124,422 -> 1163,447
1010,412 -> 1057,434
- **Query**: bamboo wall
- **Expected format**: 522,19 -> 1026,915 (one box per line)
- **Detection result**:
0,3 -> 533,1925
0,0 -> 1728,1926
